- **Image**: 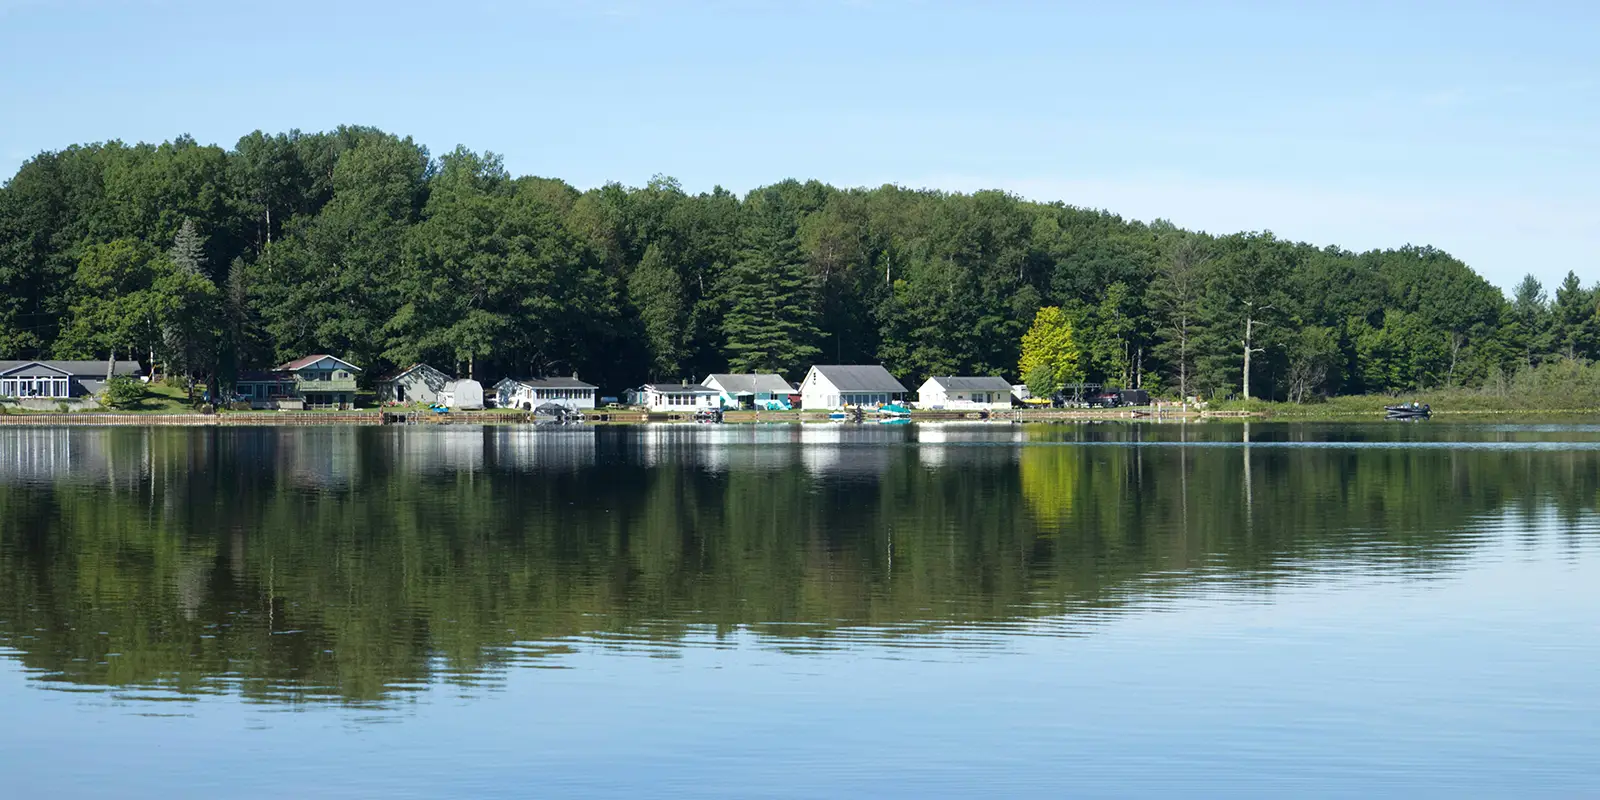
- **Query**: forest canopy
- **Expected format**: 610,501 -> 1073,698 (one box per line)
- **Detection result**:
2,125 -> 1596,401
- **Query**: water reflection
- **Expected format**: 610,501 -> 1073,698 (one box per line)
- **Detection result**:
0,422 -> 1598,706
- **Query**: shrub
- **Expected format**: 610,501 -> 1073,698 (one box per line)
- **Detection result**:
102,376 -> 148,409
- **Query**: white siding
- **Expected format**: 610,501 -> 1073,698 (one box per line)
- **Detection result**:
800,368 -> 840,410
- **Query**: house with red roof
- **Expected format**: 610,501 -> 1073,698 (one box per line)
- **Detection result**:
235,355 -> 362,410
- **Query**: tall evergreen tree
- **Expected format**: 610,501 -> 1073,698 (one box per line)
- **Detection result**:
720,186 -> 819,375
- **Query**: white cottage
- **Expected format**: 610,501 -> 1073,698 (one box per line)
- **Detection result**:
375,363 -> 451,406
800,365 -> 908,410
702,373 -> 794,410
627,383 -> 722,412
493,377 -> 598,411
915,376 -> 1015,411
439,379 -> 484,410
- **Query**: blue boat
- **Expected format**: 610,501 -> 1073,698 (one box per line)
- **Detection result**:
877,403 -> 912,418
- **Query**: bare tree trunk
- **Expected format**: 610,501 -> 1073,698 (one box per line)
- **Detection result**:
1241,301 -> 1271,400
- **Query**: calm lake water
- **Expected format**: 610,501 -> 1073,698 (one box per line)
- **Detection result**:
1,421 -> 1598,798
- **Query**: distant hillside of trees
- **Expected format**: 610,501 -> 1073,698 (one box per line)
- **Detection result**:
2,125 -> 1596,400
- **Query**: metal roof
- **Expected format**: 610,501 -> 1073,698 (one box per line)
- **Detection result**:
808,365 -> 907,393
704,373 -> 793,394
640,380 -> 723,393
924,376 -> 1013,392
516,377 -> 597,389
0,360 -> 143,377
276,354 -> 362,372
375,363 -> 449,383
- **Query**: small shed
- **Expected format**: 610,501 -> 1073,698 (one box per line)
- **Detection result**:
376,363 -> 451,405
440,379 -> 484,410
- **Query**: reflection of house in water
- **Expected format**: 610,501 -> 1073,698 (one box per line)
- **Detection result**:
488,427 -> 597,472
915,423 -> 1027,469
0,428 -> 80,484
657,425 -> 804,473
391,427 -> 487,475
277,429 -> 361,489
798,424 -> 906,478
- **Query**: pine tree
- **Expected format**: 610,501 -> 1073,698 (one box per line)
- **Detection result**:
721,188 -> 820,375
157,219 -> 220,399
170,219 -> 208,276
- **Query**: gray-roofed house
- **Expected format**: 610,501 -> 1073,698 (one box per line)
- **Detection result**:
800,365 -> 908,410
0,360 -> 144,408
701,373 -> 794,410
493,376 -> 597,411
915,376 -> 1015,410
375,363 -> 451,406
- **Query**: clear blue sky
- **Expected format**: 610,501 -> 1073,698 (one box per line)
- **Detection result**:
2,0 -> 1596,291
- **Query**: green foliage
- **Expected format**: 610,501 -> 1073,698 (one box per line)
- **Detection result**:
1017,306 -> 1082,393
721,184 -> 821,375
2,126 -> 1598,401
629,243 -> 686,379
1024,363 -> 1058,400
102,375 -> 147,408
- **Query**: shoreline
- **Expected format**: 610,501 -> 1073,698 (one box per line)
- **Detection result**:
1,406 -> 1597,426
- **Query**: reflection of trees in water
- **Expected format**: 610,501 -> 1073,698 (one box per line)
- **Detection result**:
0,425 -> 1596,705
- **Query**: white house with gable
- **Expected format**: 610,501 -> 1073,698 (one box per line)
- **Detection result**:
800,365 -> 907,410
915,376 -> 1015,410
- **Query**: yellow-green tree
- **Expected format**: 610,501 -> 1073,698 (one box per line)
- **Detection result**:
1018,306 -> 1083,397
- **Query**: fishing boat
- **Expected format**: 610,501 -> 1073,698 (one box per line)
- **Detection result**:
1384,402 -> 1431,420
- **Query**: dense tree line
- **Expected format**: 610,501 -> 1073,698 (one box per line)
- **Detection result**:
3,126 -> 1598,400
